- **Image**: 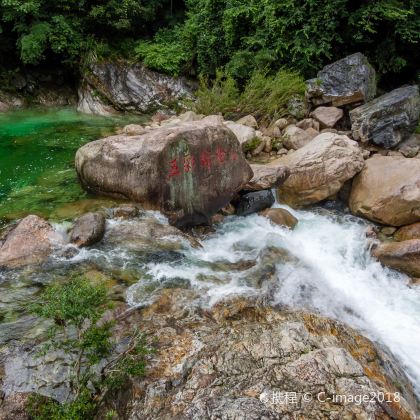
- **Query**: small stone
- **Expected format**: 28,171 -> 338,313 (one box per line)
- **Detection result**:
321,128 -> 338,134
277,148 -> 288,156
236,190 -> 275,216
112,205 -> 140,219
274,118 -> 289,130
123,124 -> 147,136
70,212 -> 106,247
381,227 -> 397,236
311,106 -> 344,129
236,115 -> 258,128
296,118 -> 320,131
259,208 -> 298,229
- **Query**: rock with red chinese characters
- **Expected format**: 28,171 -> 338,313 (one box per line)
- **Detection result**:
75,120 -> 253,227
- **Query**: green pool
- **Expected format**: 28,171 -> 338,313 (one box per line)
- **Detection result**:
0,107 -> 142,226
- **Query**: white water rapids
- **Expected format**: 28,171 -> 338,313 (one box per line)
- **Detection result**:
125,203 -> 420,394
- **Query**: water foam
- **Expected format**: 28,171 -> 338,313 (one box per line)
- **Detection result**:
126,204 -> 420,392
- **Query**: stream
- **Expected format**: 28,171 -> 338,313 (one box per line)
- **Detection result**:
1,107 -> 420,399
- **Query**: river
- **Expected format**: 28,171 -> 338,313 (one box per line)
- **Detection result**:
1,107 -> 419,398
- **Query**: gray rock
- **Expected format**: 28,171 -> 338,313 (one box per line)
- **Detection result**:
350,85 -> 420,148
236,190 -> 275,216
282,125 -> 317,150
78,61 -> 195,115
94,290 -> 418,419
306,53 -> 376,106
311,106 -> 343,128
0,215 -> 64,269
244,164 -> 290,191
75,119 -> 253,227
69,212 -> 106,247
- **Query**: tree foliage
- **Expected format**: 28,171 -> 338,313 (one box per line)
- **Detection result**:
0,0 -> 418,82
137,0 -> 420,81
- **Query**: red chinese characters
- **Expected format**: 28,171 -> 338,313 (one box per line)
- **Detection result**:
216,147 -> 226,164
167,158 -> 180,179
199,151 -> 212,170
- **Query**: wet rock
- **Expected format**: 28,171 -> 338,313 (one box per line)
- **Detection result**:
373,239 -> 420,277
282,125 -> 317,149
79,61 -> 194,114
350,85 -> 420,148
112,205 -> 140,219
96,289 -> 418,419
277,133 -> 364,207
0,215 -> 63,269
236,115 -> 258,128
236,190 -> 275,216
306,53 -> 376,106
395,222 -> 420,241
349,155 -> 420,226
311,106 -> 343,128
224,121 -> 257,150
69,212 -> 106,247
75,120 -> 252,227
259,208 -> 298,229
244,164 -> 290,191
381,226 -> 397,236
105,217 -> 201,252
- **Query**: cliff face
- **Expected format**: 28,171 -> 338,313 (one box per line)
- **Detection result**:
78,60 -> 195,116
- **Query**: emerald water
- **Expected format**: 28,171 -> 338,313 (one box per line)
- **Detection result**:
0,107 -> 141,226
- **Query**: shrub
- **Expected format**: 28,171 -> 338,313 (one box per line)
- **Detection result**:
191,68 -> 305,124
135,27 -> 192,76
27,276 -> 150,420
193,70 -> 240,117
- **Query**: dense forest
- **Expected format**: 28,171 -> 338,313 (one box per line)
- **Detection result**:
0,0 -> 419,88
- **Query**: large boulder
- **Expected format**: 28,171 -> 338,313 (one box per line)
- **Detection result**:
373,239 -> 420,277
0,215 -> 63,269
395,222 -> 420,242
75,120 -> 253,227
93,290 -> 418,419
244,164 -> 290,191
277,133 -> 365,207
350,85 -> 420,148
69,212 -> 106,247
306,53 -> 376,107
349,155 -> 420,226
78,61 -> 194,115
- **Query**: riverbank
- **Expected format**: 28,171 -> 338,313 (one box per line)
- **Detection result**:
1,52 -> 420,418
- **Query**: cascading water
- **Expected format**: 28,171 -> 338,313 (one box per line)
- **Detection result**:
126,202 -> 420,395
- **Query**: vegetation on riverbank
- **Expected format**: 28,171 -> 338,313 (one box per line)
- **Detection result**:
27,277 -> 151,420
0,0 -> 419,88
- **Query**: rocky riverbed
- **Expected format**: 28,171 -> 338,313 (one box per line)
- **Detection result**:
0,53 -> 420,419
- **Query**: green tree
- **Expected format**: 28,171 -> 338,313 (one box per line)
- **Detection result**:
27,276 -> 150,419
